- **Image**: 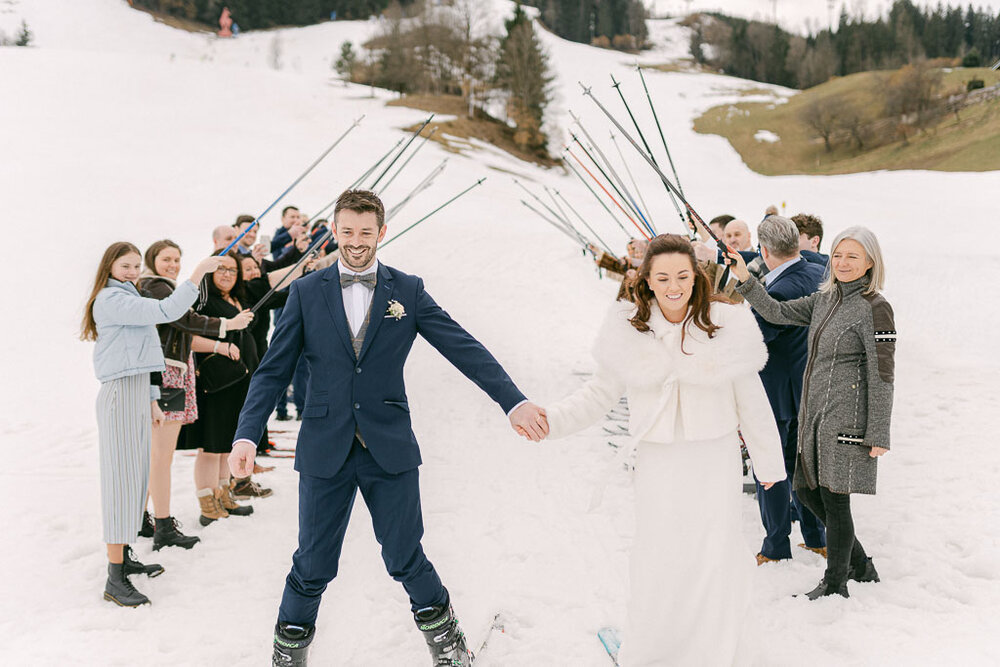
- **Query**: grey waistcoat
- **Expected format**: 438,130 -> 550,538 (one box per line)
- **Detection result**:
737,275 -> 896,495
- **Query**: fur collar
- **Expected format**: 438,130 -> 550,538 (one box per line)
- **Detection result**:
591,299 -> 768,388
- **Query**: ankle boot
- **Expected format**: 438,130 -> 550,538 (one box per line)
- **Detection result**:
123,545 -> 164,578
272,622 -> 314,666
804,578 -> 849,600
848,557 -> 880,583
153,516 -> 201,551
217,485 -> 253,517
414,593 -> 472,666
104,562 -> 150,607
198,488 -> 229,526
138,510 -> 155,539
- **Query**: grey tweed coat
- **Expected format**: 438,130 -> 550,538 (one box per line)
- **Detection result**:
736,275 -> 896,495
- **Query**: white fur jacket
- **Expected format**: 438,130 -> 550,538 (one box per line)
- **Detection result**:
546,300 -> 787,483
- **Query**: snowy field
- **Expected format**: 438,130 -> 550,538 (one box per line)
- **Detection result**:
2,0 -> 999,664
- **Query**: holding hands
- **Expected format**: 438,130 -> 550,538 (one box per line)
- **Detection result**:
510,402 -> 549,442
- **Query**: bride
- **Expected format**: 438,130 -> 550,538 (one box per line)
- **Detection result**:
543,234 -> 786,666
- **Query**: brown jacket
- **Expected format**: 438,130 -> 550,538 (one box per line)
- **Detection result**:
139,276 -> 225,369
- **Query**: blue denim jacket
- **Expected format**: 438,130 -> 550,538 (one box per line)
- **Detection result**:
92,278 -> 200,399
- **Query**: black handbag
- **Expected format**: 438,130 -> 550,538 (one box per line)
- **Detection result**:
195,350 -> 249,393
157,387 -> 186,412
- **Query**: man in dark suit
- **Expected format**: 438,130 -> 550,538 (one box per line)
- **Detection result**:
748,216 -> 827,565
229,190 -> 548,667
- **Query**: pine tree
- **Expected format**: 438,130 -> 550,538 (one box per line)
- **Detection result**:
15,19 -> 32,47
335,40 -> 357,84
496,4 -> 553,152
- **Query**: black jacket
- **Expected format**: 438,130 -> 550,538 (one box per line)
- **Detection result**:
139,276 -> 224,367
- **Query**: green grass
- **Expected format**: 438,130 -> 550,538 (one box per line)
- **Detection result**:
692,67 -> 1000,174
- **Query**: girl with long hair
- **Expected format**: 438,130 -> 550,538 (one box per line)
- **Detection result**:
82,242 -> 222,606
543,234 -> 786,665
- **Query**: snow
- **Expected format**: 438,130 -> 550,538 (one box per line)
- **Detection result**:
754,129 -> 781,142
2,0 -> 1000,664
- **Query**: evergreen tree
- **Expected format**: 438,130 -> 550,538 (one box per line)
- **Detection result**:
15,19 -> 32,46
496,4 -> 553,151
334,40 -> 357,83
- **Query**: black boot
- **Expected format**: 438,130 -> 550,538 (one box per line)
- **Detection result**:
138,510 -> 155,539
123,545 -> 164,578
414,594 -> 472,666
272,622 -> 314,666
153,516 -> 201,551
104,562 -> 150,607
848,557 -> 880,583
804,578 -> 849,600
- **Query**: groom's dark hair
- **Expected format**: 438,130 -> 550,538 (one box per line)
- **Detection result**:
334,189 -> 385,229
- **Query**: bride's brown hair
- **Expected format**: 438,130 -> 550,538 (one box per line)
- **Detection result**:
626,234 -> 724,349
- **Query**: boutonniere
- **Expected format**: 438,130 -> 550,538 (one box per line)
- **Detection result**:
385,300 -> 406,320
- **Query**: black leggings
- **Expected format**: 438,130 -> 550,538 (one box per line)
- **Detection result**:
795,485 -> 870,585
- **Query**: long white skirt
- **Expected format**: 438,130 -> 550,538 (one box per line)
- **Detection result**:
618,431 -> 755,667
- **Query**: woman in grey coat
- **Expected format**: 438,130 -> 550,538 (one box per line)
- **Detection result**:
81,242 -> 223,606
727,226 -> 896,600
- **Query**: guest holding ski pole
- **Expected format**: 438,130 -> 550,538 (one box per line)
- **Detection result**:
725,225 -> 895,600
137,240 -> 254,550
81,242 -> 224,606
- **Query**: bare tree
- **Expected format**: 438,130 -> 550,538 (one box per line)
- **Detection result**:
800,98 -> 847,152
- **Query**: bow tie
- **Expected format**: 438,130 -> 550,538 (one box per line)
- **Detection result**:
340,273 -> 376,289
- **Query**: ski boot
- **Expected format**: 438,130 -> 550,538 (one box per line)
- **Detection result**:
272,622 -> 314,666
414,593 -> 472,666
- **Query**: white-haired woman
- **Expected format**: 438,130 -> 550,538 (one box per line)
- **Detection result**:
727,225 -> 896,600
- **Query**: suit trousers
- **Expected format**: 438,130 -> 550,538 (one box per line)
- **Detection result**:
755,418 -> 826,559
278,438 -> 446,626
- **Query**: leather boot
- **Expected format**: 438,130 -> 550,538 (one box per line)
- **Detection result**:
272,622 -> 314,666
123,545 -> 164,578
104,562 -> 150,607
848,557 -> 880,583
198,488 -> 229,526
153,516 -> 201,551
804,578 -> 849,600
414,592 -> 472,666
137,510 -> 155,538
217,485 -> 254,517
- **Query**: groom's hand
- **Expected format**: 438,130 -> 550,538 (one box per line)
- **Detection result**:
229,440 -> 257,478
510,402 -> 548,442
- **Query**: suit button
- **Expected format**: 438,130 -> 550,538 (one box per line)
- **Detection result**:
354,403 -> 360,409
356,367 -> 362,374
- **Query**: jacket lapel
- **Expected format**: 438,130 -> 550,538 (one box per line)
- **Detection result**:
766,258 -> 803,291
357,263 -> 394,362
321,263 -> 356,359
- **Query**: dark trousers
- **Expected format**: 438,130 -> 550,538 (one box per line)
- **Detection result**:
796,485 -> 869,585
755,419 -> 826,559
278,439 -> 446,626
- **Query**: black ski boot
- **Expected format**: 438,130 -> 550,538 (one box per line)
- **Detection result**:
104,562 -> 150,607
414,594 -> 472,666
804,578 -> 849,600
123,545 -> 164,578
272,622 -> 314,666
153,516 -> 201,551
848,557 -> 880,583
138,510 -> 155,538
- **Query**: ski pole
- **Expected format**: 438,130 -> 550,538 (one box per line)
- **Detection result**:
378,126 -> 439,197
564,146 -> 651,240
522,200 -> 591,251
385,159 -> 448,223
550,187 -> 616,255
609,132 -> 655,234
570,132 -> 653,237
350,138 -> 406,190
380,177 -> 486,249
637,65 -> 684,198
220,115 -> 364,256
513,178 -> 572,227
369,114 -> 434,190
250,229 -> 333,314
543,186 -> 602,250
562,157 -> 632,239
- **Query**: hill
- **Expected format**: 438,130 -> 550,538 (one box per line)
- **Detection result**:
693,66 -> 1000,174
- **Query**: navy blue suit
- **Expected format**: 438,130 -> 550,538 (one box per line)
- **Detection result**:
234,261 -> 526,624
750,258 -> 827,559
801,249 -> 829,267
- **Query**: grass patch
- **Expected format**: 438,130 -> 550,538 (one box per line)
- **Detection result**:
693,67 -> 1000,174
387,95 -> 559,168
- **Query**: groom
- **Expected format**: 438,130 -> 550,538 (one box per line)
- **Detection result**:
229,189 -> 548,666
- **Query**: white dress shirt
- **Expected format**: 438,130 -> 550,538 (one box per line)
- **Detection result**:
339,260 -> 379,337
763,256 -> 801,287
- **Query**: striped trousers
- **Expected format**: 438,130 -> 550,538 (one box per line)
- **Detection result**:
96,373 -> 151,544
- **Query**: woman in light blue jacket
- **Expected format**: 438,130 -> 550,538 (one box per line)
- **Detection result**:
81,241 -> 223,607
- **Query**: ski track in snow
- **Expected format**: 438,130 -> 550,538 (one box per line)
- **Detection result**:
1,0 -> 999,664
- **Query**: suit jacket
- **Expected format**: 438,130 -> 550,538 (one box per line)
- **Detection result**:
233,261 -> 526,477
801,249 -> 829,267
753,259 -> 825,421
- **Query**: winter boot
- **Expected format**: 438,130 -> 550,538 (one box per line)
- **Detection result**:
137,510 -> 155,538
414,594 -> 472,666
232,476 -> 273,500
272,622 -> 314,666
198,488 -> 229,526
217,485 -> 254,517
803,578 -> 849,600
123,545 -> 164,578
104,562 -> 150,607
153,516 -> 200,551
848,557 -> 880,583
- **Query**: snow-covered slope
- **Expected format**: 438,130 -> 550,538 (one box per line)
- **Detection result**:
1,0 -> 998,665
